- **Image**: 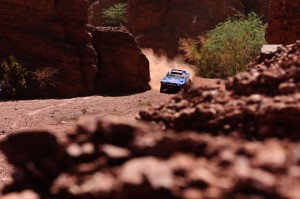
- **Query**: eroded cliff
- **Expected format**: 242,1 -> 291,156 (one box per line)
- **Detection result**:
0,0 -> 98,97
0,0 -> 151,98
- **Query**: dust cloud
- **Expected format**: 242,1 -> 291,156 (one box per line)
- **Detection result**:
142,48 -> 195,90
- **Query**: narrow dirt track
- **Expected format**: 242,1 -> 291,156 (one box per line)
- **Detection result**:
0,90 -> 171,137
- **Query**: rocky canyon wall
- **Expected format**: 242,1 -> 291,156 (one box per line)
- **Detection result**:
126,0 -> 270,58
0,0 -> 98,97
0,0 -> 150,98
266,0 -> 300,44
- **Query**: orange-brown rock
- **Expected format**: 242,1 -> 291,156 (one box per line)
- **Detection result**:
90,27 -> 150,94
88,0 -> 127,27
0,0 -> 98,98
0,0 -> 152,98
266,0 -> 300,44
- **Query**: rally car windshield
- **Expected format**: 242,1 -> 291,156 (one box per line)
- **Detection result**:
166,74 -> 185,80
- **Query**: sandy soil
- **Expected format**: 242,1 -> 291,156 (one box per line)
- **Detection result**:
0,77 -> 219,187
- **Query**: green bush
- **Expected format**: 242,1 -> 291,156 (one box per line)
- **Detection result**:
179,13 -> 266,78
102,3 -> 127,26
0,55 -> 28,98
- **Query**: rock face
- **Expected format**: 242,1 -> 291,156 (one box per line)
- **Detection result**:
266,0 -> 300,44
88,0 -> 127,27
1,118 -> 300,199
90,27 -> 151,94
0,0 -> 98,98
0,0 -> 151,98
140,41 -> 300,140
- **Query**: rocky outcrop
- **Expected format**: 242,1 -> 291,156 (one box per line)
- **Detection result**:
88,0 -> 127,27
90,27 -> 151,94
1,118 -> 300,199
0,0 -> 98,98
0,0 -> 152,98
266,0 -> 300,44
140,41 -> 300,140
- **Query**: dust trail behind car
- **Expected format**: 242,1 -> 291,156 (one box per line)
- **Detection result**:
142,48 -> 195,90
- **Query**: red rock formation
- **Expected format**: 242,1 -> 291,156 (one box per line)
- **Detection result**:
0,0 -> 98,98
88,0 -> 127,27
126,0 -> 245,57
266,0 -> 300,44
90,27 -> 151,94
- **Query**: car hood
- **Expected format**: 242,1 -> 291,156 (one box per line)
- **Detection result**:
161,77 -> 185,84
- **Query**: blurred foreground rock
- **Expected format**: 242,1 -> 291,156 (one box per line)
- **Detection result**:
1,118 -> 300,199
140,41 -> 300,140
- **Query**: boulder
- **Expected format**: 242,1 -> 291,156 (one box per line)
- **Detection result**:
266,0 -> 300,44
260,44 -> 283,60
90,27 -> 151,95
0,0 -> 98,98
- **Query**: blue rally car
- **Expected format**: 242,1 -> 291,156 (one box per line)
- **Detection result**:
160,69 -> 191,93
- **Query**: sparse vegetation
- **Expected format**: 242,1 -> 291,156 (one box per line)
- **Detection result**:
32,67 -> 58,97
138,100 -> 152,107
0,55 -> 28,98
81,108 -> 87,115
179,13 -> 266,78
102,3 -> 127,26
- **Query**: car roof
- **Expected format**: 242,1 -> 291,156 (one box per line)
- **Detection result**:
170,69 -> 188,75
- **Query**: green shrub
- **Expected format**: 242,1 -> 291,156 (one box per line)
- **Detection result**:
0,55 -> 28,98
179,13 -> 266,78
102,3 -> 127,26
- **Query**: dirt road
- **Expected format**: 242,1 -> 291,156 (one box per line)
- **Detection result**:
0,90 -> 172,186
0,77 -> 220,187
